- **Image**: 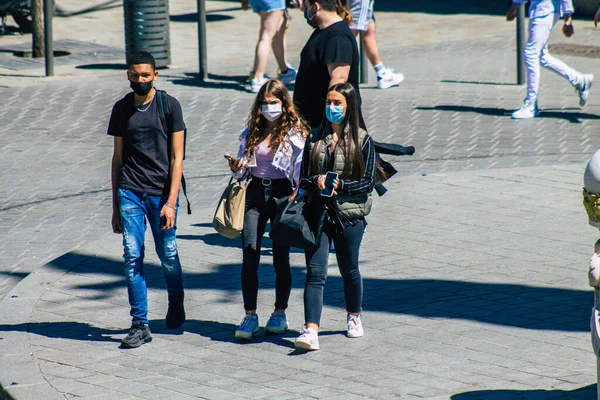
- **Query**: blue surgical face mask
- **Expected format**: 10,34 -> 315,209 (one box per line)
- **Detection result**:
325,105 -> 346,124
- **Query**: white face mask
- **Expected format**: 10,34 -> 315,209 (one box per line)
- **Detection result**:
261,103 -> 283,121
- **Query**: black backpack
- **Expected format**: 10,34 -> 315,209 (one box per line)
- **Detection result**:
156,89 -> 192,214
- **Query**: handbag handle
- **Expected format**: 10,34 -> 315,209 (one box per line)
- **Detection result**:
288,186 -> 300,202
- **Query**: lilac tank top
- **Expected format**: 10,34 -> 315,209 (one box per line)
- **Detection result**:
251,142 -> 287,179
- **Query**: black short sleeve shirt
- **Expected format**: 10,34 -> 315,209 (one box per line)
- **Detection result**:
107,90 -> 185,196
293,21 -> 360,130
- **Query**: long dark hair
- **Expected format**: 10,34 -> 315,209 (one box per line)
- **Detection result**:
244,79 -> 309,155
310,83 -> 365,180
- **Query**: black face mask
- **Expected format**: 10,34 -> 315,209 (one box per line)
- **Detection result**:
130,80 -> 153,96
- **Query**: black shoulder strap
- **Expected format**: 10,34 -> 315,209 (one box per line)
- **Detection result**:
156,89 -> 192,214
156,89 -> 170,134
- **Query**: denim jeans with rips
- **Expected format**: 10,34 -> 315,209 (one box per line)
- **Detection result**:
118,188 -> 183,324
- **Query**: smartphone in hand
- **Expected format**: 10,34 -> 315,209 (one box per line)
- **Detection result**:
320,171 -> 339,197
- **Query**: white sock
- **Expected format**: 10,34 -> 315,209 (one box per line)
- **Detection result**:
374,62 -> 385,76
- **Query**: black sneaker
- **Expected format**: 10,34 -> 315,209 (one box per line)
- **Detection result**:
120,321 -> 152,348
166,293 -> 186,329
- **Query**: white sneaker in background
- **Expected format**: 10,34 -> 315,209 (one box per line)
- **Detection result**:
249,77 -> 269,93
377,68 -> 404,89
578,74 -> 594,107
511,99 -> 539,119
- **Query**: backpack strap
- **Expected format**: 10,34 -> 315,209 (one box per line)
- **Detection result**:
156,89 -> 192,214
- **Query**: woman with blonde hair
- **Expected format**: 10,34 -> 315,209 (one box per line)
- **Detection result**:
227,79 -> 309,339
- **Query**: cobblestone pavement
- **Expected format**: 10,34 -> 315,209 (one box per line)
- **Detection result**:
1,1 -> 600,399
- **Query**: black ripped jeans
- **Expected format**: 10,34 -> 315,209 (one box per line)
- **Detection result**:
241,178 -> 293,311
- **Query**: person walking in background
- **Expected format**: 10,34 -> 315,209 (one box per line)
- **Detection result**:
294,0 -> 360,129
242,0 -> 297,93
295,83 -> 375,351
108,52 -> 187,348
347,0 -> 404,89
227,79 -> 309,339
506,0 -> 593,119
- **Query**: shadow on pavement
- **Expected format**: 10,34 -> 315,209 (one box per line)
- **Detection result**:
416,105 -> 600,123
170,13 -> 235,23
55,0 -> 121,18
441,79 -> 519,87
177,231 -> 305,254
35,252 -> 592,332
0,271 -> 29,280
155,318 -> 300,349
451,384 -> 596,399
373,0 -> 506,15
76,63 -> 127,70
168,76 -> 249,92
0,321 -> 122,343
0,383 -> 16,400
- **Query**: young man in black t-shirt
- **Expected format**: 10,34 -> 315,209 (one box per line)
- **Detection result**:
293,0 -> 360,130
107,52 -> 187,348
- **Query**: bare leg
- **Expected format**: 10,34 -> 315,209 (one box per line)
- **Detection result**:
272,11 -> 289,73
253,10 -> 284,81
352,21 -> 381,67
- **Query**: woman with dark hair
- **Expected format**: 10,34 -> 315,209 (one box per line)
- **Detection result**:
294,82 -> 376,350
227,79 -> 309,339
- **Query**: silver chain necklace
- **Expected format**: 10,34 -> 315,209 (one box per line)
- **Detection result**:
134,95 -> 154,112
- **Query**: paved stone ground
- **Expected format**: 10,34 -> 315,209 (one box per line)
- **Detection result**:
2,0 -> 600,399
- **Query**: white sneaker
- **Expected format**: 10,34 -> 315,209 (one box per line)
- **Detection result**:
347,314 -> 364,338
578,74 -> 594,107
248,77 -> 269,93
277,67 -> 297,85
511,99 -> 539,119
377,68 -> 404,89
295,326 -> 319,350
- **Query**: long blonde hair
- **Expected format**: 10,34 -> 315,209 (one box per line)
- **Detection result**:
244,79 -> 309,154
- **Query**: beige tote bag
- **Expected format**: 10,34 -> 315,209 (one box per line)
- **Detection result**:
212,177 -> 250,239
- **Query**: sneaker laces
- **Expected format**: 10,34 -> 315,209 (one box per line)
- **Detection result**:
128,323 -> 144,335
299,326 -> 313,337
240,314 -> 255,327
348,315 -> 361,329
270,311 -> 285,323
521,99 -> 536,109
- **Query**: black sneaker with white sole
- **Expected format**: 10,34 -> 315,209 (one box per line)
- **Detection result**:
120,321 -> 152,348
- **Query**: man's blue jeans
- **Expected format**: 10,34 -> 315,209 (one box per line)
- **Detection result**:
118,188 -> 183,324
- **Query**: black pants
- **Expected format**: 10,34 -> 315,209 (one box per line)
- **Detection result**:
241,178 -> 293,311
303,220 -> 365,326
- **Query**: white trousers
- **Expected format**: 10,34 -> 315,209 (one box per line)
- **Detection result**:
525,13 -> 583,102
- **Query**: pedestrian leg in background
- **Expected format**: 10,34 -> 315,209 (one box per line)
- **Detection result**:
540,40 -> 592,107
272,10 -> 297,85
512,13 -> 592,119
349,0 -> 403,89
248,8 -> 285,93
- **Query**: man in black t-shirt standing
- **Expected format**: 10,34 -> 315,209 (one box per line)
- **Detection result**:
108,52 -> 187,348
293,0 -> 360,130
